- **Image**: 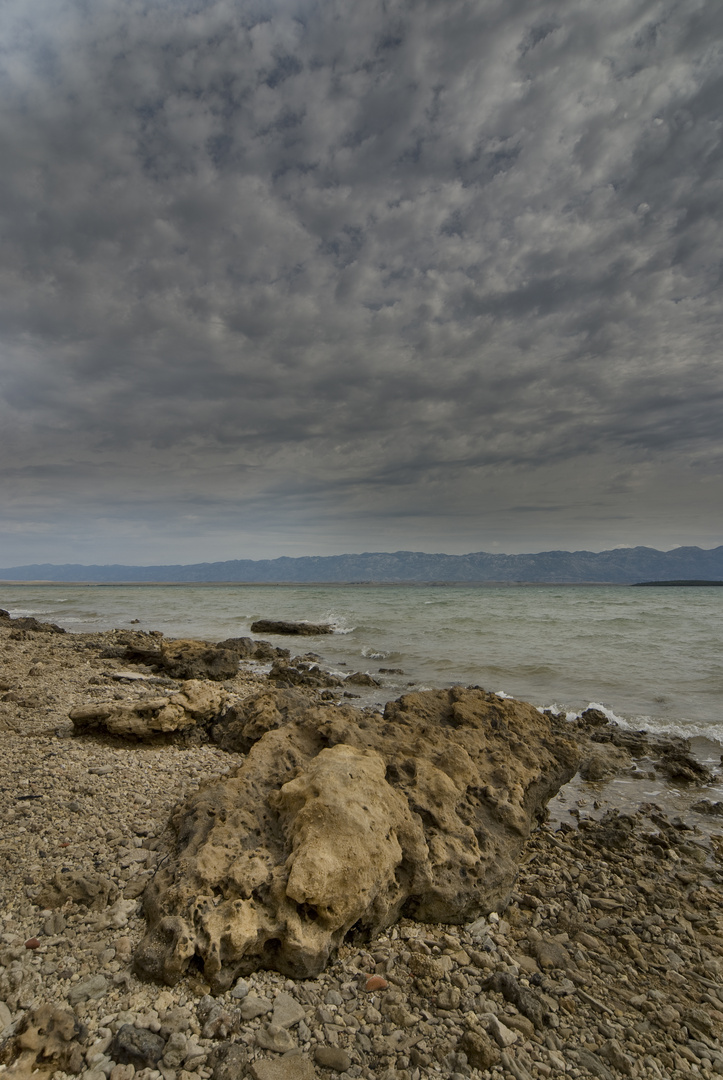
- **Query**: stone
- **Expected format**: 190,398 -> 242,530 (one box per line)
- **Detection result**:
0,1004 -> 86,1078
250,620 -> 333,636
36,870 -> 118,911
272,993 -> 306,1029
240,996 -> 273,1021
599,1038 -> 635,1075
110,1026 -> 167,1070
313,1046 -> 351,1071
68,974 -> 108,1005
206,1042 -> 249,1080
0,1000 -> 12,1032
482,1013 -> 518,1047
344,672 -> 381,687
365,976 -> 388,992
70,680 -> 230,738
212,689 -> 312,754
535,938 -> 572,971
255,1023 -> 296,1052
574,1048 -> 615,1080
134,688 -> 577,987
458,1028 -> 500,1070
250,1054 -> 316,1080
162,1033 -> 188,1068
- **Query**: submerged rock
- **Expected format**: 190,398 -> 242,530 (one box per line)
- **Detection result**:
250,620 -> 333,636
133,687 -> 579,987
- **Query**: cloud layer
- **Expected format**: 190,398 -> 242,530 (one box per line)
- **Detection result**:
1,0 -> 722,562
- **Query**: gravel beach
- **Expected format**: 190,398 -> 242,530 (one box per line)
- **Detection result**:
1,617 -> 722,1080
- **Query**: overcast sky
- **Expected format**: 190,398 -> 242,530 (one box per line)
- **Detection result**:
1,0 -> 722,565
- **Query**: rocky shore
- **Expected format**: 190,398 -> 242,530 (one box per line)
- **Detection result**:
1,612 -> 722,1080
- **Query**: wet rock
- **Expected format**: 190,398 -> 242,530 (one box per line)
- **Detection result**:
268,661 -> 341,690
134,688 -> 578,987
344,672 -> 381,687
110,1026 -> 166,1069
212,689 -> 312,753
250,620 -> 333,636
656,751 -> 713,784
124,640 -> 239,682
691,798 -> 723,816
0,612 -> 65,634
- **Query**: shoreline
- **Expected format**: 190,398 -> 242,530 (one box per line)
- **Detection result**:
1,617 -> 722,1080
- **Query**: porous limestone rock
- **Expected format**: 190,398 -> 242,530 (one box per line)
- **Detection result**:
0,1004 -> 86,1079
124,639 -> 240,681
134,687 -> 578,987
69,680 -> 231,738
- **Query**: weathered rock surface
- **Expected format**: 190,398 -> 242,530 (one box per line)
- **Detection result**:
123,639 -> 240,681
250,620 -> 333,636
69,679 -> 232,738
0,1004 -> 86,1078
134,687 -> 579,987
0,610 -> 65,634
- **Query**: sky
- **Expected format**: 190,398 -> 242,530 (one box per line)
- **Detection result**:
1,0 -> 722,566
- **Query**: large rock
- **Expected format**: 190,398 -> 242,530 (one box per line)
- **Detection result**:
134,687 -> 578,987
0,1005 -> 86,1079
250,620 -> 333,636
124,639 -> 240,681
69,680 -> 231,738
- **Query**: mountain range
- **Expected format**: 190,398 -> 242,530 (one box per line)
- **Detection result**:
1,546 -> 722,583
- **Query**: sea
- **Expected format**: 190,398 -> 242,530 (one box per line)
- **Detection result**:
2,581 -> 721,746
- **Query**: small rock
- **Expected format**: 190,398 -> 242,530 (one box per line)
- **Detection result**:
255,1022 -> 296,1052
162,1032 -> 188,1068
599,1038 -> 635,1076
240,995 -> 273,1020
24,938 -> 40,949
459,1028 -> 500,1070
110,1026 -> 167,1069
68,974 -> 109,1006
314,1046 -> 351,1072
364,976 -> 388,991
230,978 -> 250,999
272,992 -> 306,1029
206,1042 -> 248,1080
250,1054 -> 316,1080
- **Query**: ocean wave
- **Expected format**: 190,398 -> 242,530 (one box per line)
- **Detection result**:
361,646 -> 388,659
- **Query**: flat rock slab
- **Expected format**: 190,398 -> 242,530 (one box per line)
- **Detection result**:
134,687 -> 578,987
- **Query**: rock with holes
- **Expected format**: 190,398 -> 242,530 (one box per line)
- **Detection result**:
0,1004 -> 86,1079
133,687 -> 578,987
69,680 -> 231,738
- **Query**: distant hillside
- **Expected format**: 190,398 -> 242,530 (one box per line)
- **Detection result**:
1,545 -> 722,583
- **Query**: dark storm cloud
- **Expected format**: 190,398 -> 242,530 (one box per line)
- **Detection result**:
1,0 -> 722,561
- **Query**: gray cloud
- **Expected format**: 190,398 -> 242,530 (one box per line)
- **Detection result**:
0,0 -> 722,563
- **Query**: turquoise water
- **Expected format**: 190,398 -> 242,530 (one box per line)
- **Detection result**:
2,583 -> 722,743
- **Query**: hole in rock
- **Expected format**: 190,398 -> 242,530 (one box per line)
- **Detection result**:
296,902 -> 319,922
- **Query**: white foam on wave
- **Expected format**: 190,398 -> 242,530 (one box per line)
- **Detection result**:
361,646 -> 388,659
495,690 -> 514,699
546,699 -> 723,749
319,611 -> 356,634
